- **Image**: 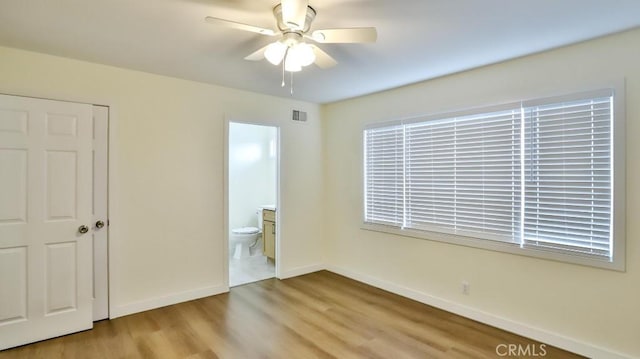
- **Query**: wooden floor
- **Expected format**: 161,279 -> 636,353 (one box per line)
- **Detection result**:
1,271 -> 582,359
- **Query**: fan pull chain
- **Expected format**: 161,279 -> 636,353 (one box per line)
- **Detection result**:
278,47 -> 295,95
281,47 -> 290,88
281,58 -> 285,87
290,72 -> 294,95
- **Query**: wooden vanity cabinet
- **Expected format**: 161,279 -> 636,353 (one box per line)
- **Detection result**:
262,209 -> 276,260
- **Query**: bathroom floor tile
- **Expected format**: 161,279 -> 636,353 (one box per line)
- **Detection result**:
229,255 -> 275,287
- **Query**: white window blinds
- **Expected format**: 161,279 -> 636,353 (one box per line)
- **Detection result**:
364,125 -> 404,227
363,90 -> 617,264
404,110 -> 521,242
523,96 -> 612,258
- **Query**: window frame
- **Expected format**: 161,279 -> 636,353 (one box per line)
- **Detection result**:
360,86 -> 626,271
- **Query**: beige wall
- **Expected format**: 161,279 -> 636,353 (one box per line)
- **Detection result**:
0,46 -> 323,315
323,28 -> 640,357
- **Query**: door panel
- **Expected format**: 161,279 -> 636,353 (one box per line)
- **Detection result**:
45,242 -> 77,314
0,109 -> 27,133
0,247 -> 27,324
0,149 -> 27,223
46,151 -> 78,220
47,114 -> 77,137
0,94 -> 93,350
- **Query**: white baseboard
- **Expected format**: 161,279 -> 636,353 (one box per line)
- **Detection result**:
109,262 -> 325,319
325,265 -> 631,359
110,284 -> 228,319
278,263 -> 324,279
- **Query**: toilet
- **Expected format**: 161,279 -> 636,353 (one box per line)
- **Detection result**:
230,226 -> 260,259
230,209 -> 264,259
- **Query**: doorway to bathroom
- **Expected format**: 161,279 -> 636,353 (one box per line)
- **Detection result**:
227,122 -> 278,287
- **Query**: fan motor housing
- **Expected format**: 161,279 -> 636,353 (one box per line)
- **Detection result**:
273,4 -> 316,32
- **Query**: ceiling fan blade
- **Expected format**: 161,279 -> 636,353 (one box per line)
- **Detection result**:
311,45 -> 337,69
205,16 -> 276,36
311,27 -> 377,43
244,45 -> 269,61
281,0 -> 309,30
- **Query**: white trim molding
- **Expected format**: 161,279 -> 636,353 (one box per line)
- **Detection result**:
325,265 -> 632,359
278,263 -> 325,280
110,285 -> 228,319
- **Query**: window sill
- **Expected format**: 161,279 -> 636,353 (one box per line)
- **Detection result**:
360,223 -> 624,272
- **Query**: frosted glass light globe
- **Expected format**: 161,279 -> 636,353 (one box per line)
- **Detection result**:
294,43 -> 316,67
284,54 -> 302,72
264,41 -> 287,65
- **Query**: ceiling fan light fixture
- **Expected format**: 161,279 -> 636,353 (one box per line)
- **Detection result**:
265,41 -> 287,65
284,54 -> 302,72
205,0 -> 376,91
292,42 -> 315,67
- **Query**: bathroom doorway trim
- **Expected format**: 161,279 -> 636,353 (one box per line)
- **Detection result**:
223,117 -> 282,290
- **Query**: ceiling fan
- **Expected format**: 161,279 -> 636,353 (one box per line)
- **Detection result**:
205,0 -> 377,75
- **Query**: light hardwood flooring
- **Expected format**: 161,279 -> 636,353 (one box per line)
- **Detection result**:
1,271 -> 582,358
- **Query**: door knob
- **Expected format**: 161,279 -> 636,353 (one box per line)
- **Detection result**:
95,220 -> 105,229
78,225 -> 89,234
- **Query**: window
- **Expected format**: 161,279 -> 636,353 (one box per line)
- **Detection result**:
364,124 -> 404,227
404,108 -> 521,243
363,89 -> 625,270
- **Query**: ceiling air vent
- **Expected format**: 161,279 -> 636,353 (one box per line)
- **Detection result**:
292,110 -> 307,122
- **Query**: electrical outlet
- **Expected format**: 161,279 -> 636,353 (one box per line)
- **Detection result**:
462,281 -> 470,295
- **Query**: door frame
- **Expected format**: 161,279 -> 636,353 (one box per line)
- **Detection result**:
92,105 -> 109,321
223,117 -> 282,289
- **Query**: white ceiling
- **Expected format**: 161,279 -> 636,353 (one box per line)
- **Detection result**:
1,0 -> 639,104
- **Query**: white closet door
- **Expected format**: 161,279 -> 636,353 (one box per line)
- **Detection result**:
0,94 -> 93,350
